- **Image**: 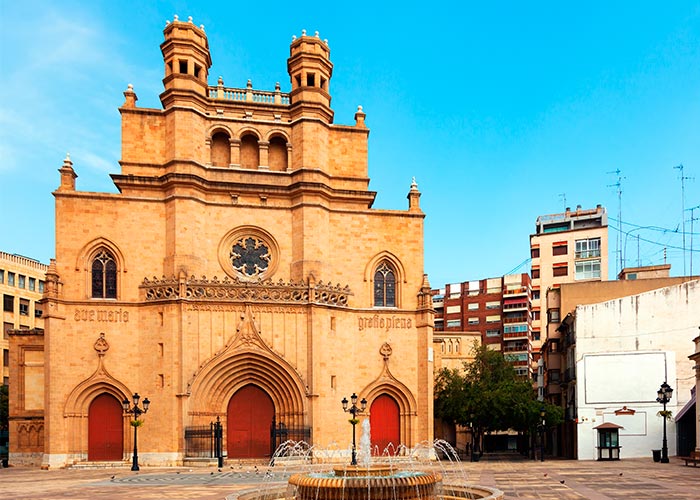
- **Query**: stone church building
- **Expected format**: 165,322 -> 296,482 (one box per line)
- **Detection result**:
9,18 -> 434,467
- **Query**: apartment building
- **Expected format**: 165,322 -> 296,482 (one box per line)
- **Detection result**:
432,273 -> 532,377
529,205 -> 608,359
0,252 -> 47,385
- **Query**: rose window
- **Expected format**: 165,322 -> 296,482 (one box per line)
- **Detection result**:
230,237 -> 271,277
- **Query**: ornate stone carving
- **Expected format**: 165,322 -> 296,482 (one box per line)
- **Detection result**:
94,333 -> 109,356
380,342 -> 393,360
231,304 -> 266,350
141,275 -> 351,306
230,236 -> 271,277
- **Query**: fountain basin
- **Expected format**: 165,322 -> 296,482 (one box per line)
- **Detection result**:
289,466 -> 441,500
231,482 -> 503,500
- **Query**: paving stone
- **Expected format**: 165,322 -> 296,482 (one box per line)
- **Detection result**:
2,456 -> 699,499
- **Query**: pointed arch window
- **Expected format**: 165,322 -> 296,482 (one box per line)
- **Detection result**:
374,261 -> 396,307
92,249 -> 117,298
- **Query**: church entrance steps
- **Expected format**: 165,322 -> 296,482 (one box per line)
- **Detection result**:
69,461 -> 130,469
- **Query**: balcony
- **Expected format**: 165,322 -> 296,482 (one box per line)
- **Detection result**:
502,302 -> 529,312
503,331 -> 530,340
503,344 -> 529,353
575,249 -> 601,259
510,359 -> 529,367
503,286 -> 529,297
503,315 -> 530,324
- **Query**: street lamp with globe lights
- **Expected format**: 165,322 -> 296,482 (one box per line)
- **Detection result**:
656,382 -> 673,463
122,393 -> 150,471
341,393 -> 367,466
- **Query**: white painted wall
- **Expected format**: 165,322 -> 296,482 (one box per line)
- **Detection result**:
575,279 -> 700,460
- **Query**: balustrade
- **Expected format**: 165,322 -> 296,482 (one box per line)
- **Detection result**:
208,85 -> 290,105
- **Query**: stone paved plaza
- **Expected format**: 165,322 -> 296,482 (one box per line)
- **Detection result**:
1,455 -> 698,500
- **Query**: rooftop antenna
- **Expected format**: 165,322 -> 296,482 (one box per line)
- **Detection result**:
607,169 -> 624,274
674,164 -> 694,275
558,193 -> 566,211
687,204 -> 700,276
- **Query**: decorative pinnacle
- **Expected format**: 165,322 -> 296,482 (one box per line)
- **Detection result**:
218,76 -> 224,85
174,14 -> 179,21
61,152 -> 74,170
292,35 -> 297,41
410,177 -> 418,191
315,31 -> 320,37
126,83 -> 134,92
200,24 -> 205,31
188,16 -> 193,23
357,105 -> 363,113
302,29 -> 307,36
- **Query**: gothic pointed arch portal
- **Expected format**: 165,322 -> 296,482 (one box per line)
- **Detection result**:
88,393 -> 123,461
227,384 -> 274,458
370,394 -> 400,455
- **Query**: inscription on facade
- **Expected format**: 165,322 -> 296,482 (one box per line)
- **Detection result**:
73,308 -> 129,322
358,315 -> 412,332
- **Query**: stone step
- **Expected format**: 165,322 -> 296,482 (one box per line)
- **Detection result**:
69,461 -> 131,469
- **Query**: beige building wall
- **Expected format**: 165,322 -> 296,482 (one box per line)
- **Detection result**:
575,280 -> 700,459
1,252 -> 47,466
15,20 -> 434,468
0,252 -> 47,383
530,205 -> 608,354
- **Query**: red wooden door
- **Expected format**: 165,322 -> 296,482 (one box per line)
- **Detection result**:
88,393 -> 123,461
370,394 -> 400,455
227,385 -> 274,458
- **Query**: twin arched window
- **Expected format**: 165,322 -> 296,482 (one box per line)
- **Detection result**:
373,261 -> 396,308
91,249 -> 117,299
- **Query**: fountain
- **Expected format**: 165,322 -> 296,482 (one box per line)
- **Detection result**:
227,420 -> 503,500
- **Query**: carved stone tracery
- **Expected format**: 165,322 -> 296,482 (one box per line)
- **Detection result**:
141,275 -> 351,306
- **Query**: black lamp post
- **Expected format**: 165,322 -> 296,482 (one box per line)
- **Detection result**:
122,393 -> 150,471
469,413 -> 476,462
341,393 -> 367,466
539,406 -> 546,462
656,381 -> 673,464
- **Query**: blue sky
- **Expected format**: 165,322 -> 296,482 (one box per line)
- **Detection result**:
1,1 -> 699,287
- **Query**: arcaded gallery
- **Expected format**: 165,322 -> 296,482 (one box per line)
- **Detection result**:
9,18 -> 435,468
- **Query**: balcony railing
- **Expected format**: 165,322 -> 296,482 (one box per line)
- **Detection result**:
503,315 -> 530,324
503,345 -> 529,353
575,249 -> 601,259
208,80 -> 290,105
502,303 -> 529,311
503,286 -> 529,296
503,331 -> 530,340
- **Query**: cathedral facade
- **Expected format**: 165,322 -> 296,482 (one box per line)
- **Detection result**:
10,19 -> 434,468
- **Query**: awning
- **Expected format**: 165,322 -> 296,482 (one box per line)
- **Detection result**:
675,387 -> 696,423
593,422 -> 624,430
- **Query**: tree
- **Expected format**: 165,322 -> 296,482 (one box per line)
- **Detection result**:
435,343 -> 563,455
